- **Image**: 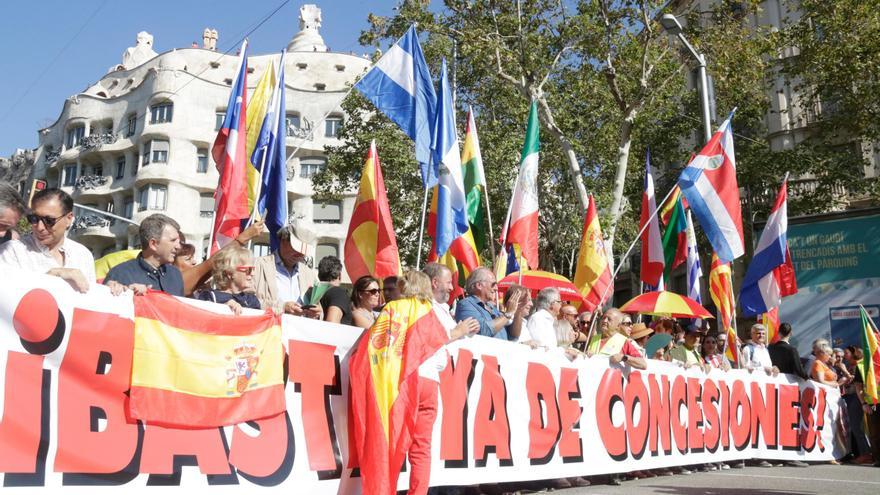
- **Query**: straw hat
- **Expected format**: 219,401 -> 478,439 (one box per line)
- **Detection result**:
631,322 -> 653,340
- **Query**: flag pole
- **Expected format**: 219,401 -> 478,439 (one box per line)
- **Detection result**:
594,185 -> 678,310
247,51 -> 285,228
415,185 -> 430,268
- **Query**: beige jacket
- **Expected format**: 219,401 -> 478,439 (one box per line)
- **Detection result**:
253,254 -> 317,313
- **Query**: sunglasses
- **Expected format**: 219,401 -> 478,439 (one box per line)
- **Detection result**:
578,320 -> 590,326
26,213 -> 66,228
235,265 -> 255,275
362,288 -> 381,295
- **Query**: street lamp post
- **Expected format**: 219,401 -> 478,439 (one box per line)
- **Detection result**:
661,14 -> 713,143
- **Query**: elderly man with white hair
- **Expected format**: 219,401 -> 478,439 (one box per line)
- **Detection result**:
742,323 -> 779,376
519,287 -> 562,349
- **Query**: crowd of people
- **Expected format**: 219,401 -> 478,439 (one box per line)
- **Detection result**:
1,185 -> 879,494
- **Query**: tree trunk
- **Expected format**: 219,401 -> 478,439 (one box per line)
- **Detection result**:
535,97 -> 590,214
606,115 -> 635,255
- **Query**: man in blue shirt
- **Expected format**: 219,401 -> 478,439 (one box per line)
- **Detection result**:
104,214 -> 184,296
455,267 -> 526,341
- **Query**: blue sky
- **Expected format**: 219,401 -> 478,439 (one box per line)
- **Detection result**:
0,0 -> 396,156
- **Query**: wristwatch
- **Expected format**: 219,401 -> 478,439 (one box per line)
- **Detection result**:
502,311 -> 514,320
622,354 -> 629,362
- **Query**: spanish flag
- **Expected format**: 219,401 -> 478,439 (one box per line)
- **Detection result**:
348,298 -> 448,494
344,141 -> 401,282
762,306 -> 781,344
129,292 -> 285,428
573,194 -> 612,310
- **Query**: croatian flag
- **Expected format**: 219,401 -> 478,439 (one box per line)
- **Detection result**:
355,25 -> 438,187
640,149 -> 665,287
210,40 -> 249,254
677,112 -> 744,263
431,59 -> 470,256
739,179 -> 798,316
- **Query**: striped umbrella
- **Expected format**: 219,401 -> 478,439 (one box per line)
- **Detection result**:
619,291 -> 712,319
497,270 -> 586,305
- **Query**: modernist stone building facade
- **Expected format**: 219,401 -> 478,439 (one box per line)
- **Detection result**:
30,5 -> 367,275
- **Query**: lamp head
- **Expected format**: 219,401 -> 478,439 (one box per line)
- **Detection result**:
660,14 -> 683,35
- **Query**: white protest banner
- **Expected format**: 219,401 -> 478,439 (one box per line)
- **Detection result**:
0,270 -> 842,492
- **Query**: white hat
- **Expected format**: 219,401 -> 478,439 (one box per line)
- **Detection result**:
278,218 -> 316,257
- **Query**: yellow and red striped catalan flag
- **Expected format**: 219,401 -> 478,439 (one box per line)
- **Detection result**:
762,307 -> 781,344
709,253 -> 739,366
130,292 -> 285,428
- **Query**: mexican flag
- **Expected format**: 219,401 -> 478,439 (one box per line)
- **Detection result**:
504,101 -> 540,269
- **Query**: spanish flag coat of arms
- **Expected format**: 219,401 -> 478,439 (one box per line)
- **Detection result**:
348,297 -> 448,494
129,292 -> 285,428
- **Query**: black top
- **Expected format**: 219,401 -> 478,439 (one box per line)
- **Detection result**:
320,285 -> 353,326
103,254 -> 185,297
768,340 -> 809,380
0,230 -> 12,246
194,290 -> 262,310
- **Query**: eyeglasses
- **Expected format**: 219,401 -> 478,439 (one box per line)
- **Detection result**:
621,321 -> 633,326
578,320 -> 590,326
362,288 -> 381,295
26,213 -> 66,228
235,265 -> 255,275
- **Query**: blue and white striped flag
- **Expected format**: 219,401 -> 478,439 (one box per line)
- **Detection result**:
355,25 -> 438,187
251,52 -> 288,250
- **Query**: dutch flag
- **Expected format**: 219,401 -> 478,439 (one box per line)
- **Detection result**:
677,113 -> 745,263
739,179 -> 797,316
355,25 -> 438,188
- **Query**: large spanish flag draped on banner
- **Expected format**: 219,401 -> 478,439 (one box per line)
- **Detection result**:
504,101 -> 540,269
344,141 -> 401,282
129,292 -> 285,428
859,305 -> 880,404
348,298 -> 448,494
709,253 -> 739,366
573,195 -> 612,310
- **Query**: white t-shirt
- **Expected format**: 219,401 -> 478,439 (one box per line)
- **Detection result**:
743,343 -> 773,371
519,309 -> 557,349
0,234 -> 96,284
418,303 -> 455,382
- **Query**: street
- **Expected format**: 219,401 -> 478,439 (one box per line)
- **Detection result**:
555,464 -> 880,495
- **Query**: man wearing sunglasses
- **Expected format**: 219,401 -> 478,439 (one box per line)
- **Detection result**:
454,267 -> 527,341
0,188 -> 95,292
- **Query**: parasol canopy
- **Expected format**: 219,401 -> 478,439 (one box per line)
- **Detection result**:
619,291 -> 712,319
497,270 -> 586,305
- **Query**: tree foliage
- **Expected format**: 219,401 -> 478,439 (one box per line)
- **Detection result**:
315,0 -> 878,277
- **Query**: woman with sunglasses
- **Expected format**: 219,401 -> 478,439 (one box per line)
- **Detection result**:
701,334 -> 732,371
194,244 -> 260,315
351,275 -> 381,329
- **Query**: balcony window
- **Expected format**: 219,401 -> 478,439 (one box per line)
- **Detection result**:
138,184 -> 167,211
286,114 -> 301,136
150,102 -> 173,124
325,117 -> 342,137
142,140 -> 169,165
123,197 -> 134,219
197,149 -> 209,173
126,114 -> 137,137
93,165 -> 103,177
66,125 -> 85,149
299,157 -> 326,178
315,242 -> 339,267
63,165 -> 77,187
215,111 -> 226,131
313,200 -> 342,224
200,193 -> 214,217
115,156 -> 125,178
